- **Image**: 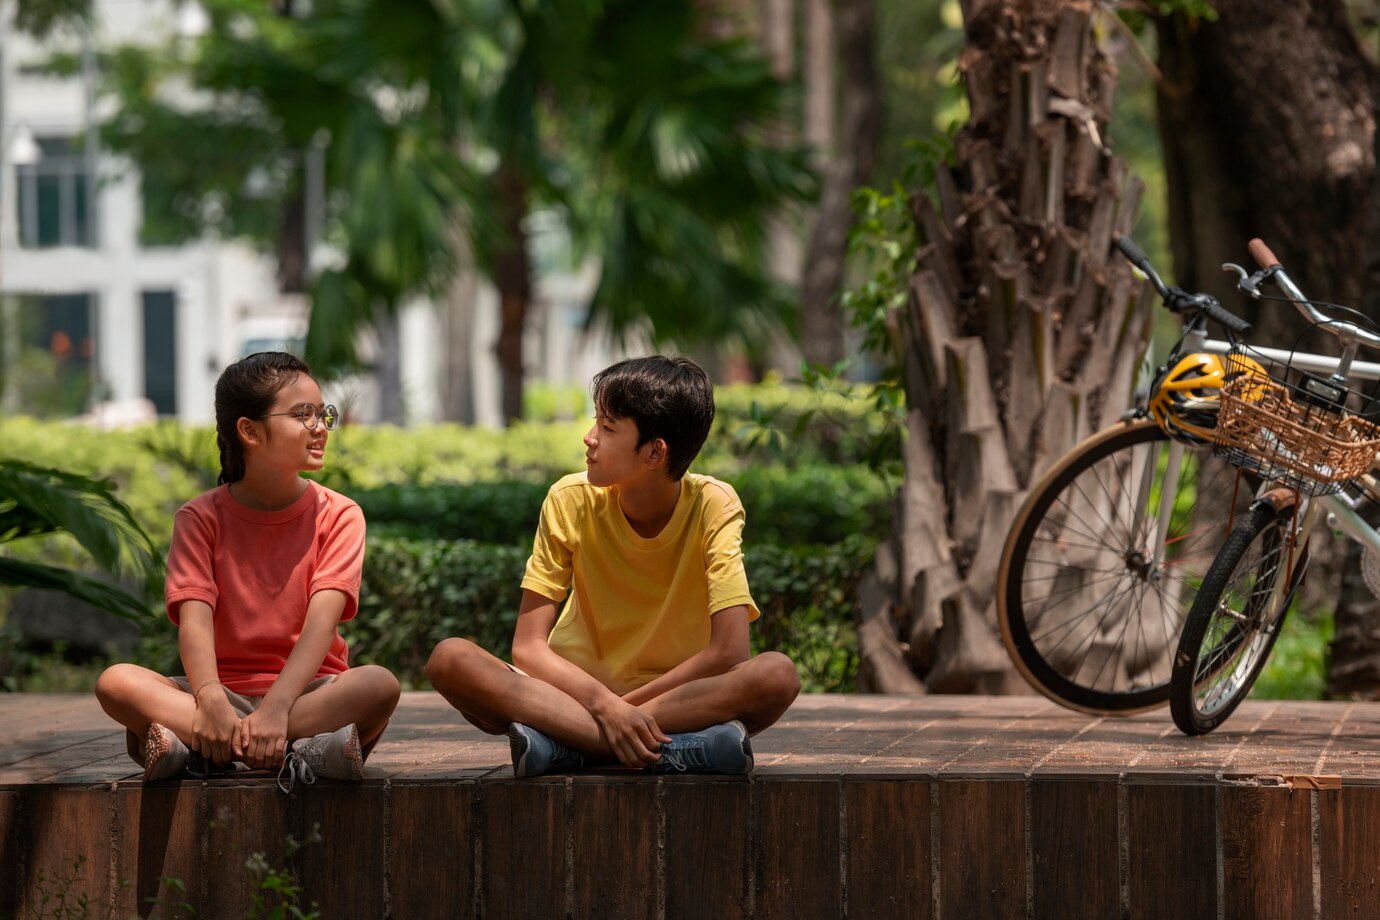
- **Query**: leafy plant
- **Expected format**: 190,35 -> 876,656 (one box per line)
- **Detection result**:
0,459 -> 162,620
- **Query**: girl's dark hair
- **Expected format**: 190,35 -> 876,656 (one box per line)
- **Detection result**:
591,356 -> 715,480
214,352 -> 313,485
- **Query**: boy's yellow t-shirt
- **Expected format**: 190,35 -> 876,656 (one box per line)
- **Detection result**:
521,472 -> 760,694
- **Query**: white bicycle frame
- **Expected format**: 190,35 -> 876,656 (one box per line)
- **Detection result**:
1136,260 -> 1380,610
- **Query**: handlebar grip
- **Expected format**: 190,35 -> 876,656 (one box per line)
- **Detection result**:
1114,235 -> 1152,272
1248,238 -> 1281,269
1204,300 -> 1252,336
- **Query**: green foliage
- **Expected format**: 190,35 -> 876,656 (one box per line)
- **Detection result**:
32,855 -> 94,920
351,534 -> 874,692
350,538 -> 529,682
1253,608 -> 1332,700
0,459 -> 163,621
349,464 -> 891,547
245,826 -> 322,920
352,481 -> 548,544
746,536 -> 876,693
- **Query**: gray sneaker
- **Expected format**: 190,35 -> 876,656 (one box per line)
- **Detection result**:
508,723 -> 586,777
649,720 -> 753,775
277,723 -> 364,794
142,723 -> 189,781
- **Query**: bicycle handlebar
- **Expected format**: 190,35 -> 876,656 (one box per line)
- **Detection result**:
1247,237 -> 1380,351
1115,237 -> 1252,336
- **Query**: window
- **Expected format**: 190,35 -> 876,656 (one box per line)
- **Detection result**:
15,136 -> 94,248
142,291 -> 177,416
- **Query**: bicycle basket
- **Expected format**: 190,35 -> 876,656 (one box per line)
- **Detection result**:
1213,345 -> 1380,497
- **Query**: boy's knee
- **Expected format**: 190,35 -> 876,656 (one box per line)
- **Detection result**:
424,638 -> 478,690
754,652 -> 802,706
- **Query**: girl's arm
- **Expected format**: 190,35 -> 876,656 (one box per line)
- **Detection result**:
178,600 -> 240,764
234,589 -> 347,769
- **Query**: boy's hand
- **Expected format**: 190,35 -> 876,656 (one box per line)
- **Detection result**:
190,693 -> 241,765
592,698 -> 672,767
235,701 -> 291,769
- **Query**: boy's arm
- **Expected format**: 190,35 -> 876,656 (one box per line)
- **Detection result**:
236,589 -> 347,768
178,600 -> 240,764
512,589 -> 670,766
620,605 -> 751,707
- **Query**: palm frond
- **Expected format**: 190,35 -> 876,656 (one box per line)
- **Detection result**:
0,558 -> 157,622
0,460 -> 163,596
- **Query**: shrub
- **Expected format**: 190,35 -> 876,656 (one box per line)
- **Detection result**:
348,533 -> 876,693
346,465 -> 892,547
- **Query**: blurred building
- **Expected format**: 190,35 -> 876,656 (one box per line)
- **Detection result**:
0,2 -> 630,428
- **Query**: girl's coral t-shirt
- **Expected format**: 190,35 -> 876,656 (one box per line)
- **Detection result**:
164,481 -> 364,696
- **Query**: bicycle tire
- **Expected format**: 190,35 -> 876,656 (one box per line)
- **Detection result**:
999,418 -> 1257,715
1169,500 -> 1302,735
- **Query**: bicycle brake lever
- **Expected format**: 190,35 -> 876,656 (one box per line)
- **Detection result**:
1222,261 -> 1278,299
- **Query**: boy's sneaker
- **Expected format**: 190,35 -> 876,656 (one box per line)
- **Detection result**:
277,724 -> 364,794
508,723 -> 585,777
648,720 -> 754,775
142,723 -> 189,781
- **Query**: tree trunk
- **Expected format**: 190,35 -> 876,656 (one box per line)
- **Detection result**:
492,160 -> 533,427
1155,0 -> 1380,698
374,308 -> 404,423
859,0 -> 1151,693
1156,0 -> 1374,314
799,0 -> 883,368
438,217 -> 477,424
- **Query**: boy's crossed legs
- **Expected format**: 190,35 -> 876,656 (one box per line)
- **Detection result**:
424,638 -> 800,775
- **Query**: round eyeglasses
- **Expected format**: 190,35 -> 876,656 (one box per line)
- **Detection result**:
259,404 -> 339,431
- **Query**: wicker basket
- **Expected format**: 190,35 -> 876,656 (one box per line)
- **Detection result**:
1213,353 -> 1380,497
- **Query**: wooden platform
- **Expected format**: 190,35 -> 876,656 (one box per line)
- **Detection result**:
3,692 -> 1380,919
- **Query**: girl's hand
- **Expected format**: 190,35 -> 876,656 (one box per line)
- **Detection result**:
235,702 -> 290,770
190,693 -> 240,765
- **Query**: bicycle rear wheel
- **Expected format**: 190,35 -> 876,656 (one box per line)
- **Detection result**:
1169,500 -> 1304,735
999,419 -> 1256,714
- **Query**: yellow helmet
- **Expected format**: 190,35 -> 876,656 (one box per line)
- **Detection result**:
1150,353 -> 1227,445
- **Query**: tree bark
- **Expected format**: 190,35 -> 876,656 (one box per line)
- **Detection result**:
861,0 -> 1151,693
492,160 -> 533,426
799,0 -> 883,368
1156,0 -> 1375,313
438,216 -> 477,424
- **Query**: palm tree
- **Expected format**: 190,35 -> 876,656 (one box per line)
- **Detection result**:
0,460 -> 163,621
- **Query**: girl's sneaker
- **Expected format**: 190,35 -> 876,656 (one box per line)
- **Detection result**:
143,723 -> 190,781
277,724 -> 364,793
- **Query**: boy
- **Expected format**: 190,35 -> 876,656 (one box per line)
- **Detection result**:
425,356 -> 800,775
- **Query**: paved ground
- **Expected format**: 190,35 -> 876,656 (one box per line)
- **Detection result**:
4,691 -> 1377,783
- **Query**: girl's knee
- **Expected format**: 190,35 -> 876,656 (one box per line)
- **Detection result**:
94,662 -> 144,704
354,664 -> 402,705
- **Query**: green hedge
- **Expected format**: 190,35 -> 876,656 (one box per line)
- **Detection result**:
349,465 -> 892,546
348,534 -> 875,693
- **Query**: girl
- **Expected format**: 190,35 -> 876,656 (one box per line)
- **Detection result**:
95,352 -> 400,792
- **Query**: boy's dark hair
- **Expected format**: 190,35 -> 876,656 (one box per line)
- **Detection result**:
592,356 -> 715,480
214,352 -> 313,485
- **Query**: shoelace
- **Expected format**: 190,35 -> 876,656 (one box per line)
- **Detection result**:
277,752 -> 317,794
656,742 -> 709,772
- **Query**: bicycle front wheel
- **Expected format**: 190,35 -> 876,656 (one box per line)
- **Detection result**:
1169,500 -> 1303,735
999,419 -> 1256,715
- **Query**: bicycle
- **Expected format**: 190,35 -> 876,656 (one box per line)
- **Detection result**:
1168,239 -> 1380,734
997,237 -> 1380,720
